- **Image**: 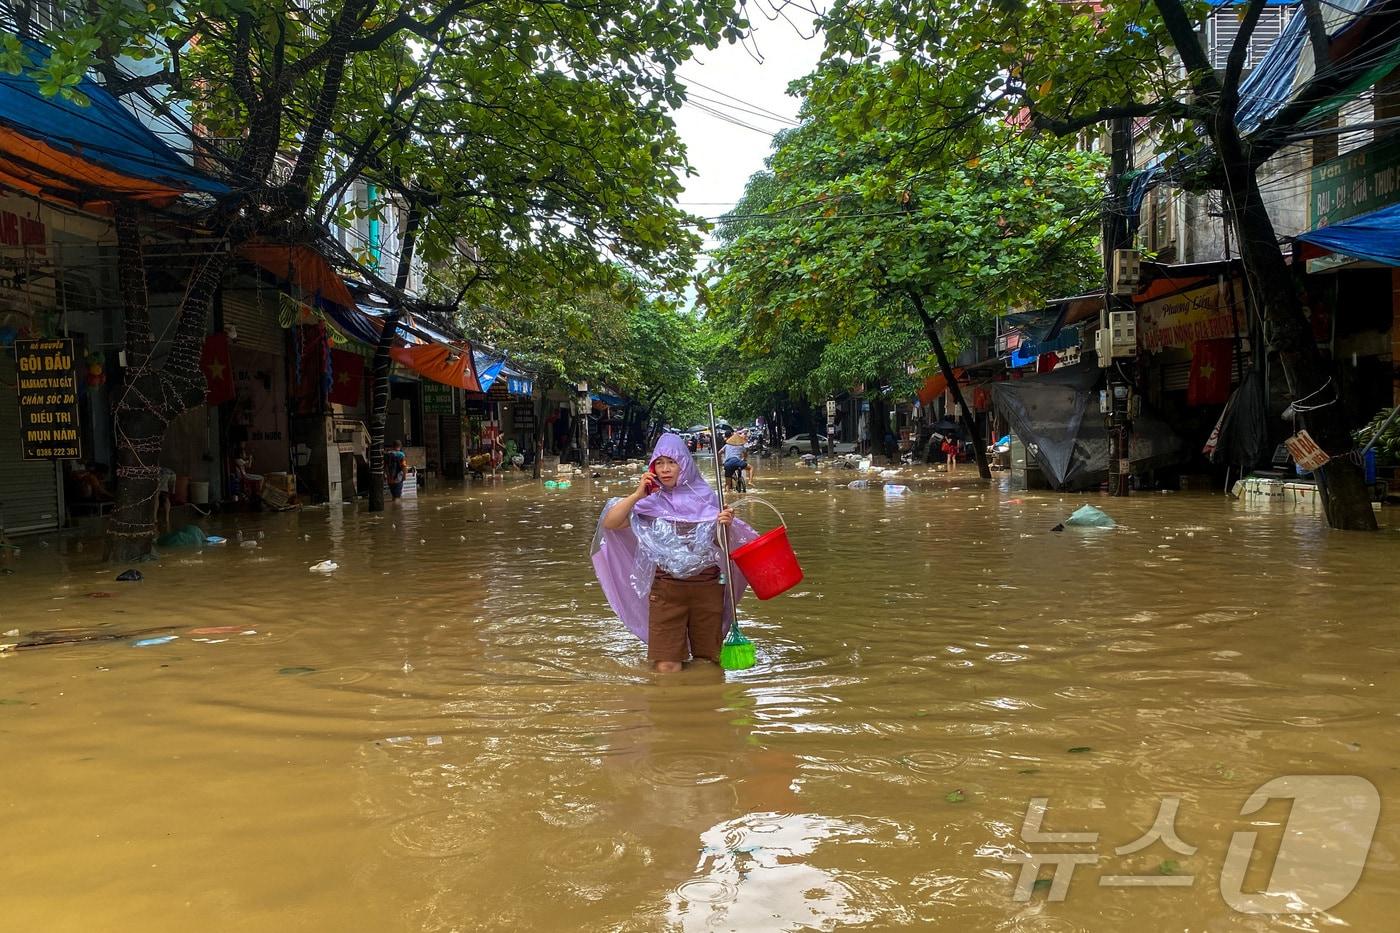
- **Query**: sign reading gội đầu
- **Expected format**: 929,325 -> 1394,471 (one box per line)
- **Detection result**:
15,337 -> 81,460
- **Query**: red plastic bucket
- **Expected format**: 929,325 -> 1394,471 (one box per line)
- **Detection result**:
729,499 -> 803,600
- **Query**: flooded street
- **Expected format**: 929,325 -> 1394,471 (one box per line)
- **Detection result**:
3,462 -> 1400,932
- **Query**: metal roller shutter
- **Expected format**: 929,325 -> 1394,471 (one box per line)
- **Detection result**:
220,292 -> 285,357
0,353 -> 61,535
1163,361 -> 1191,393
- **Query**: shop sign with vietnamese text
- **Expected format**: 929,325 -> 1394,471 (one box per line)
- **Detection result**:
1137,282 -> 1239,352
422,379 -> 455,415
1310,135 -> 1400,229
15,337 -> 81,460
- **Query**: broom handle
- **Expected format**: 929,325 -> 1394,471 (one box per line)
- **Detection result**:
708,404 -> 737,624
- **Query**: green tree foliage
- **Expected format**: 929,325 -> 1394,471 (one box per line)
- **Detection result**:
454,271 -> 704,459
815,0 -> 1380,524
18,0 -> 745,551
701,99 -> 1105,459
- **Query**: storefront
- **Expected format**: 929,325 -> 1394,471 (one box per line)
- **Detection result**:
220,279 -> 290,491
0,197 -> 68,534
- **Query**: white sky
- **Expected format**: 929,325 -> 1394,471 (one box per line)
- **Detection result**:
671,19 -> 827,254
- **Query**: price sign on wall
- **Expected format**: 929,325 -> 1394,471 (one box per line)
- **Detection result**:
15,338 -> 81,460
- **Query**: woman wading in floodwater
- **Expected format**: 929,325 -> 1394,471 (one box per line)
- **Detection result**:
592,434 -> 755,672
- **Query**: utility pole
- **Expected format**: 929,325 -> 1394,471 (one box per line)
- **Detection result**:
1102,116 -> 1136,497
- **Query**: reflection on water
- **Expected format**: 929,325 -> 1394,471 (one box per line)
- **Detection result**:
2,464 -> 1399,931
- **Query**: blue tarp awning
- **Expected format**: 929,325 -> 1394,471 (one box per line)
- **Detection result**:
0,34 -> 227,204
473,351 -> 506,393
590,392 -> 626,407
1131,1 -> 1400,217
1297,202 -> 1400,265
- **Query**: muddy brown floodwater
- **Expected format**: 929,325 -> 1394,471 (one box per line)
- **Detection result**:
2,460 -> 1400,932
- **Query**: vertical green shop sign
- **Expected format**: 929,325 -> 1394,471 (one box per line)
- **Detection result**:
422,380 -> 455,415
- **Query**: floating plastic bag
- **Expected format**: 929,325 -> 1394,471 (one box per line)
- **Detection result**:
1062,505 -> 1116,529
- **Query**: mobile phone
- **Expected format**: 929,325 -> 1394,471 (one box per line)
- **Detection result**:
644,476 -> 659,494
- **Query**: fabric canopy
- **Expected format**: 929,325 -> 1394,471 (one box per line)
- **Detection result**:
241,243 -> 357,312
390,343 -> 481,392
1296,202 -> 1400,265
990,357 -> 1186,489
473,351 -> 506,393
0,35 -> 226,206
917,369 -> 965,406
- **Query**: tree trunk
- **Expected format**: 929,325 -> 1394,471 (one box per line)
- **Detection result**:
108,205 -> 163,561
365,201 -> 421,512
366,309 -> 401,512
532,379 -> 551,479
908,292 -> 991,479
1224,164 -> 1376,529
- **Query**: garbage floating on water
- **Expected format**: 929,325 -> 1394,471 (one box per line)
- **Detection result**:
189,626 -> 245,636
156,525 -> 208,549
206,535 -> 227,545
847,480 -> 869,490
131,635 -> 178,647
309,560 -> 339,573
426,736 -> 443,747
240,540 -> 259,549
561,523 -> 574,530
116,569 -> 143,582
884,485 -> 909,497
278,666 -> 315,675
1058,505 -> 1117,530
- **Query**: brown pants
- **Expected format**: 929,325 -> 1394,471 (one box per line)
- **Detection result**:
647,567 -> 725,663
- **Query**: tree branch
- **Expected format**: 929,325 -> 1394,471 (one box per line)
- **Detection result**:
286,0 -> 481,83
1223,0 -> 1269,111
95,66 -> 175,97
1028,99 -> 1200,137
231,14 -> 257,107
1301,0 -> 1332,72
1154,0 -> 1220,93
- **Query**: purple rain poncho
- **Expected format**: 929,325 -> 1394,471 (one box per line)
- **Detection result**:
591,433 -> 756,644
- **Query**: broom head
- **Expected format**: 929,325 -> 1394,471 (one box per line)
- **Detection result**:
719,625 -> 756,671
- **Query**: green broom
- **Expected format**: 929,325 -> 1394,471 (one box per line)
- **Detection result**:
710,404 -> 755,671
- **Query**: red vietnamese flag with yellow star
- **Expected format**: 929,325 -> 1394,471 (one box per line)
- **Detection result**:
328,348 -> 364,406
1187,338 -> 1233,406
200,331 -> 235,405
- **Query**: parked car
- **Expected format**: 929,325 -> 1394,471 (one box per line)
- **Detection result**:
785,433 -> 857,455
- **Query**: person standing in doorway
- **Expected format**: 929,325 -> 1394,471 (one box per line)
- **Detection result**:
385,440 -> 407,500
